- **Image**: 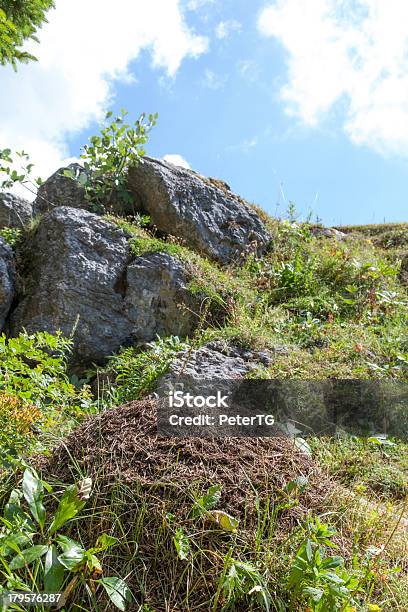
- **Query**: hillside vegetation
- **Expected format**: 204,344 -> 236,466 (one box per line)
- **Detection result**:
0,116 -> 407,611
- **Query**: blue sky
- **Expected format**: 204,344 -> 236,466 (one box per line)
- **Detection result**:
1,0 -> 408,225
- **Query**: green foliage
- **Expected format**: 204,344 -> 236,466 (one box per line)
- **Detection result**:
173,528 -> 190,560
104,335 -> 188,404
0,0 -> 54,69
65,109 -> 157,213
310,436 -> 408,500
0,467 -> 132,610
217,555 -> 271,611
0,148 -> 42,199
0,331 -> 92,454
0,393 -> 42,454
288,516 -> 361,611
0,226 -> 21,247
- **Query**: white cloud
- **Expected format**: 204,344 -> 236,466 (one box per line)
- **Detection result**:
0,0 -> 207,192
215,19 -> 242,40
258,0 -> 408,155
203,68 -> 226,90
163,153 -> 191,168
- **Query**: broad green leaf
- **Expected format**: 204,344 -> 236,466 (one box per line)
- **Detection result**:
22,469 -> 46,528
57,536 -> 85,570
303,586 -> 324,602
45,545 -> 65,592
86,553 -> 102,572
92,533 -> 119,553
9,544 -> 48,570
192,484 -> 222,518
208,510 -> 239,533
98,577 -> 132,611
321,556 -> 344,570
173,528 -> 190,560
48,478 -> 91,535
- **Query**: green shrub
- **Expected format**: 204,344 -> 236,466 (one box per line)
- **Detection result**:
0,227 -> 22,248
0,331 -> 92,453
0,467 -> 132,610
65,109 -> 157,213
105,335 -> 188,404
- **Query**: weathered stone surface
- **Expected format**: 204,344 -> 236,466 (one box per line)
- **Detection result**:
0,238 -> 15,331
126,252 -> 198,341
310,226 -> 346,239
10,207 -> 200,366
33,164 -> 88,215
128,157 -> 271,264
165,341 -> 275,381
0,193 -> 32,228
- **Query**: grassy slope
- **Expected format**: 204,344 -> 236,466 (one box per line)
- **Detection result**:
92,215 -> 407,609
1,214 -> 407,610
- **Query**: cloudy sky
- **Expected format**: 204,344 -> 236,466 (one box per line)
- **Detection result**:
1,0 -> 408,225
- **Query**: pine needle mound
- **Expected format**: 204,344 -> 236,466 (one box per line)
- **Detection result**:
44,399 -> 334,521
36,400 -> 346,610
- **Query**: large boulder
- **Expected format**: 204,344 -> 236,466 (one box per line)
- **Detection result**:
33,164 -> 88,215
0,193 -> 32,228
128,157 -> 271,264
0,238 -> 15,331
10,207 -> 200,366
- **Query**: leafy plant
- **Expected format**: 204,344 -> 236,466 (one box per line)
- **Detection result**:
0,227 -> 21,248
0,331 -> 93,453
0,0 -> 54,69
65,109 -> 157,213
0,148 -> 42,197
215,554 -> 271,611
288,516 -> 362,611
0,393 -> 41,454
105,335 -> 188,404
0,467 -> 132,610
0,331 -> 88,409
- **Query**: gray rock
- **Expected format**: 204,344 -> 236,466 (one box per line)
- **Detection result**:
128,157 -> 271,264
10,207 -> 200,366
125,252 -> 199,340
164,341 -> 274,381
33,164 -> 88,215
0,193 -> 32,228
310,226 -> 346,239
0,238 -> 15,331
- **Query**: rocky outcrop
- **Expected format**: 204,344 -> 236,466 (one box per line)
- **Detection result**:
128,157 -> 271,264
0,238 -> 15,331
33,164 -> 88,215
10,207 -> 200,366
0,193 -> 32,228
